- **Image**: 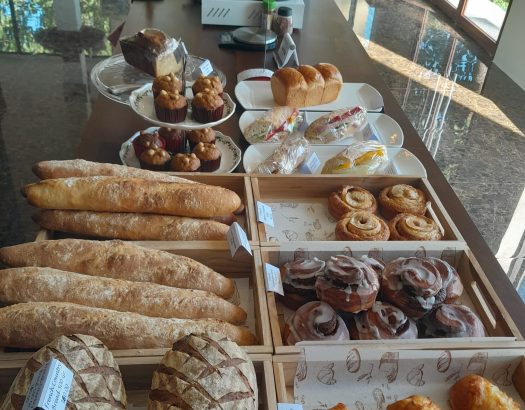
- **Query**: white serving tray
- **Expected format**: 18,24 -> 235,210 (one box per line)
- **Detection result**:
235,81 -> 384,112
239,111 -> 404,146
243,145 -> 426,177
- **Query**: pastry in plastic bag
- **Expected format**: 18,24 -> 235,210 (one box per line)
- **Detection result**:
254,133 -> 311,174
305,106 -> 368,143
321,141 -> 388,175
244,106 -> 300,143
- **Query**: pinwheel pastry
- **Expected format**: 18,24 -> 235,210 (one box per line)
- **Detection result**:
420,304 -> 486,338
387,395 -> 442,410
280,257 -> 326,309
388,213 -> 443,241
328,185 -> 377,220
427,257 -> 463,302
335,211 -> 390,241
284,301 -> 350,345
360,255 -> 386,277
316,255 -> 379,313
449,374 -> 519,410
379,184 -> 427,219
347,301 -> 418,340
381,257 -> 446,319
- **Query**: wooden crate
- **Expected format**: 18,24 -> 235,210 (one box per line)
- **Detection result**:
250,175 -> 464,247
0,354 -> 276,409
258,244 -> 523,355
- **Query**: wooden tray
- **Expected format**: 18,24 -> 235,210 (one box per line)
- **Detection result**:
0,354 -> 276,409
250,175 -> 464,247
257,244 -> 523,355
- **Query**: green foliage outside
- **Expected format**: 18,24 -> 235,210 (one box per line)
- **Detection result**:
489,0 -> 509,11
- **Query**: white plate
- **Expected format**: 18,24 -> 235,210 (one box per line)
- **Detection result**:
243,145 -> 426,177
129,84 -> 236,130
239,111 -> 404,146
120,127 -> 241,173
234,81 -> 384,112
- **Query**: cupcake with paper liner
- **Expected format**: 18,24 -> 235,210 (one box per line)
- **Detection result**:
191,88 -> 224,123
132,130 -> 166,158
154,90 -> 188,123
152,72 -> 183,97
158,127 -> 186,153
186,127 -> 216,150
139,147 -> 171,171
192,75 -> 223,96
170,153 -> 201,172
192,142 -> 222,172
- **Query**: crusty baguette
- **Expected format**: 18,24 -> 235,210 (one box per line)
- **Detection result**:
33,210 -> 229,240
0,239 -> 234,298
33,159 -> 197,183
22,176 -> 242,218
0,267 -> 246,324
0,302 -> 257,348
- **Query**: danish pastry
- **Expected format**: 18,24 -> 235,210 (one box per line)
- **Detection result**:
389,213 -> 443,241
328,185 -> 377,220
379,184 -> 427,219
335,211 -> 390,241
449,374 -> 519,409
387,395 -> 441,409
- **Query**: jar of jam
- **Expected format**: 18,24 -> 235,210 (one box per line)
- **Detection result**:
272,6 -> 293,38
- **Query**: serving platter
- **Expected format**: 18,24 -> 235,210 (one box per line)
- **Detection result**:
235,81 -> 384,112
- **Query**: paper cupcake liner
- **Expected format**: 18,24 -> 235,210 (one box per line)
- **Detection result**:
198,156 -> 222,172
139,159 -> 170,171
191,103 -> 224,124
189,137 -> 216,151
154,103 -> 188,123
165,134 -> 187,153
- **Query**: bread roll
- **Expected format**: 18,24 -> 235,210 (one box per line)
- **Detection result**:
0,267 -> 246,324
387,395 -> 441,410
33,159 -> 196,183
449,374 -> 519,410
0,334 -> 126,410
296,65 -> 325,106
271,67 -> 307,107
22,176 -> 242,218
34,210 -> 229,240
0,302 -> 257,349
315,63 -> 343,104
0,239 -> 234,298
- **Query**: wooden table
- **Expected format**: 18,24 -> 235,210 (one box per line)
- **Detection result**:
78,0 -> 525,334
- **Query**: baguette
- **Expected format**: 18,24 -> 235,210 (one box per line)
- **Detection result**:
0,239 -> 234,298
0,267 -> 247,324
33,159 -> 197,183
33,210 -> 229,240
22,176 -> 242,217
0,302 -> 257,348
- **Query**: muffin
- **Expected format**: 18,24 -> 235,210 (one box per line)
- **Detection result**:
132,130 -> 166,158
154,90 -> 188,123
192,75 -> 223,96
158,127 -> 186,153
152,73 -> 184,97
191,89 -> 224,123
192,142 -> 222,172
186,127 -> 216,150
170,153 -> 201,172
139,147 -> 171,171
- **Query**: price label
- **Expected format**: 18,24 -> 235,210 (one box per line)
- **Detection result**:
298,152 -> 321,174
277,404 -> 303,410
264,263 -> 284,295
198,59 -> 214,76
273,33 -> 299,68
227,222 -> 252,257
361,123 -> 379,142
256,201 -> 274,227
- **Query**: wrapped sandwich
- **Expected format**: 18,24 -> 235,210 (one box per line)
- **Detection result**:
321,141 -> 388,175
254,133 -> 311,174
304,106 -> 368,144
244,106 -> 300,143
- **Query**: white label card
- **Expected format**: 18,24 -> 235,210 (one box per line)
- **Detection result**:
273,33 -> 299,68
277,404 -> 303,410
198,59 -> 214,76
227,222 -> 252,257
264,263 -> 284,295
298,152 -> 321,174
256,201 -> 274,227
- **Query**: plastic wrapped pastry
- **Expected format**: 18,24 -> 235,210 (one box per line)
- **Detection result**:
254,133 -> 311,174
304,106 -> 368,143
244,106 -> 300,143
321,141 -> 388,175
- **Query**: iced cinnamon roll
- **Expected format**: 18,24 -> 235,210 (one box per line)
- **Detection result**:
379,184 -> 427,219
420,304 -> 486,338
388,213 -> 442,241
427,257 -> 463,302
347,301 -> 418,340
316,255 -> 379,313
328,185 -> 377,220
360,255 -> 386,278
335,211 -> 390,241
381,257 -> 445,319
284,301 -> 350,345
280,257 -> 326,309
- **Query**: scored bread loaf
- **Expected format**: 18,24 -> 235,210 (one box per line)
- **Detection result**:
22,176 -> 242,217
33,210 -> 229,240
33,159 -> 197,183
0,239 -> 234,298
148,333 -> 257,409
315,63 -> 343,104
271,67 -> 307,107
296,65 -> 325,106
0,334 -> 126,410
0,267 -> 247,324
0,302 -> 257,348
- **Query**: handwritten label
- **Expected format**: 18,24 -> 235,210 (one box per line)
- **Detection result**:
298,152 -> 321,174
198,59 -> 214,76
227,222 -> 252,257
256,201 -> 274,227
264,263 -> 284,295
23,358 -> 73,410
277,404 -> 303,410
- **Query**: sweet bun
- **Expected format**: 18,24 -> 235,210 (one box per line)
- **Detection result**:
328,185 -> 377,220
296,65 -> 325,106
387,395 -> 441,410
379,184 -> 427,219
315,63 -> 343,104
271,67 -> 307,107
449,374 -> 519,410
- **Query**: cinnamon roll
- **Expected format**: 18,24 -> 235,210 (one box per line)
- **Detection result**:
379,184 -> 427,219
328,185 -> 377,220
360,255 -> 386,278
335,211 -> 390,241
381,257 -> 445,319
284,301 -> 350,345
388,213 -> 443,241
427,257 -> 463,302
420,304 -> 486,338
347,301 -> 418,340
280,257 -> 326,309
316,255 -> 379,313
